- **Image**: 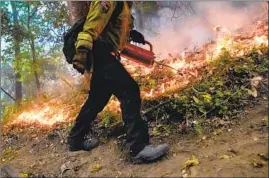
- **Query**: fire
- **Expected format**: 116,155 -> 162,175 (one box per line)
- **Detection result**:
169,59 -> 186,72
12,105 -> 69,128
206,36 -> 233,62
254,35 -> 268,46
127,24 -> 267,99
103,99 -> 121,113
161,84 -> 165,93
8,20 -> 268,129
124,20 -> 268,99
215,37 -> 232,54
145,89 -> 154,97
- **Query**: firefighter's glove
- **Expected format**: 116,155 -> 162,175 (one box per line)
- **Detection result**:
73,47 -> 92,74
130,30 -> 145,44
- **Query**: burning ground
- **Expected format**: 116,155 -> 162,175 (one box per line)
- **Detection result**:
3,17 -> 268,130
1,2 -> 269,177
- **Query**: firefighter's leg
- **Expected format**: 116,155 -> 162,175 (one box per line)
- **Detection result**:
102,60 -> 150,156
102,58 -> 169,163
67,71 -> 112,151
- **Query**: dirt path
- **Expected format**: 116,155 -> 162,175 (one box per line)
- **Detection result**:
2,102 -> 268,177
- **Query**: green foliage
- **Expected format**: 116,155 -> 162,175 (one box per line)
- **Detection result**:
1,104 -> 17,124
1,2 -> 11,34
98,111 -> 121,128
172,46 -> 268,122
1,147 -> 18,164
1,1 -> 69,101
134,2 -> 159,14
152,124 -> 171,137
194,119 -> 203,135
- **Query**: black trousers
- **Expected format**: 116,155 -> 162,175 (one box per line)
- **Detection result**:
68,40 -> 149,155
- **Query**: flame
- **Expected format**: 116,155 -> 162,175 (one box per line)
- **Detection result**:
254,35 -> 268,46
161,84 -> 165,93
207,36 -> 233,61
145,89 -> 154,97
169,59 -> 186,71
12,105 -> 69,128
8,20 -> 268,129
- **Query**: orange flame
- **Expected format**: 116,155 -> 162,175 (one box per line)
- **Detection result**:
161,84 -> 165,93
145,89 -> 154,97
12,105 -> 69,128
9,21 -> 268,129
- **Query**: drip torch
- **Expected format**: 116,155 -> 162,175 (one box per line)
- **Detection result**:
120,41 -> 184,75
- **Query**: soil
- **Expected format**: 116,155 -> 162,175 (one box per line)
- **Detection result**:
1,101 -> 268,177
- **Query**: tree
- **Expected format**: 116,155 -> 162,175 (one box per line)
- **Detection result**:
67,1 -> 90,25
1,1 -> 69,102
10,1 -> 23,103
133,1 -> 159,32
25,1 -> 42,93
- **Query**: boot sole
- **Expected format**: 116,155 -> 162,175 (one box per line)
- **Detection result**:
131,146 -> 169,164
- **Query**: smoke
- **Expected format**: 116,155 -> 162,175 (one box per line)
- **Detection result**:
137,1 -> 267,59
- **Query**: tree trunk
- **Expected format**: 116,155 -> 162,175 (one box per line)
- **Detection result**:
27,3 -> 41,95
11,2 -> 23,104
30,38 -> 41,94
67,1 -> 90,25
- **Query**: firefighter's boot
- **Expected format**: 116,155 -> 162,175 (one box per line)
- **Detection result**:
67,136 -> 99,152
131,143 -> 169,164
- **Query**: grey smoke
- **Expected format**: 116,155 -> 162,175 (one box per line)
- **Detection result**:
134,1 -> 267,59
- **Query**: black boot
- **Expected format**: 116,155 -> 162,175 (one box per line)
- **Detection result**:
68,136 -> 99,152
131,143 -> 169,164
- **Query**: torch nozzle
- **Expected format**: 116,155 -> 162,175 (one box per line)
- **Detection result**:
154,60 -> 184,75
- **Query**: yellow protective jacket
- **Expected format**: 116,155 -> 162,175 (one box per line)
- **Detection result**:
76,1 -> 134,52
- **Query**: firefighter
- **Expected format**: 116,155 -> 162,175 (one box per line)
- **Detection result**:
67,1 -> 169,164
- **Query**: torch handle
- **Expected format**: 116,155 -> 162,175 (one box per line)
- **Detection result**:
144,40 -> 153,52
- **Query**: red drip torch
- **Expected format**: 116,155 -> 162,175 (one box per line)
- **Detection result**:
120,41 -> 183,75
120,41 -> 155,67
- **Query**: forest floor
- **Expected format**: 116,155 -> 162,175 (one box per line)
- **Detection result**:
1,100 -> 268,177
1,18 -> 268,178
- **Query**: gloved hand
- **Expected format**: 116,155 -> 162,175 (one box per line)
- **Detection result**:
73,47 -> 93,74
130,30 -> 145,44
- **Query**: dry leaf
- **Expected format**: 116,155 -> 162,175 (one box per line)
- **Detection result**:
213,129 -> 223,136
252,159 -> 265,168
184,155 -> 199,168
91,163 -> 102,173
250,76 -> 262,97
20,173 -> 28,178
220,155 -> 230,159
